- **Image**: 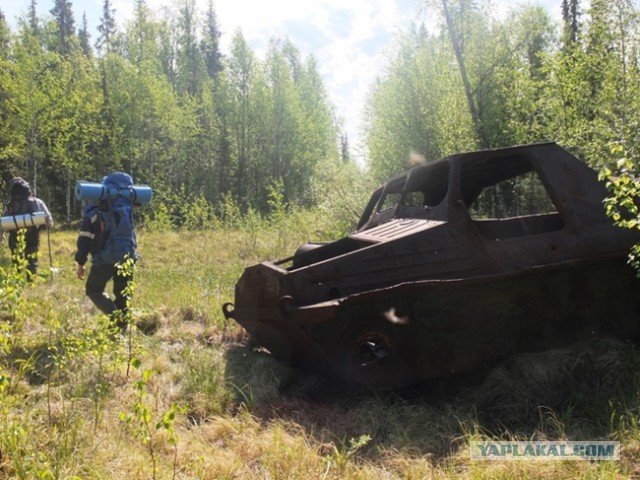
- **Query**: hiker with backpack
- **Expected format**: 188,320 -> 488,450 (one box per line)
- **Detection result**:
2,177 -> 54,278
75,172 -> 141,329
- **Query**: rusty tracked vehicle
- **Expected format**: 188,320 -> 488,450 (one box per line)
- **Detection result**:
223,143 -> 640,390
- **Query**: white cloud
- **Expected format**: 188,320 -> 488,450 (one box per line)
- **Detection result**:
112,0 -> 134,24
210,0 -> 417,160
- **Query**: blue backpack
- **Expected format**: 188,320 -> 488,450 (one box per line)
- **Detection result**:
93,173 -> 139,265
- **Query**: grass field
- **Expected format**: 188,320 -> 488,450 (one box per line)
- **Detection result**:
1,220 -> 640,479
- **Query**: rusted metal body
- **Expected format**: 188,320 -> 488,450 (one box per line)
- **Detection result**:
223,143 -> 640,389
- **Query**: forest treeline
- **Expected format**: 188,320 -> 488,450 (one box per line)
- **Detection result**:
0,0 -> 639,228
366,0 -> 640,182
0,0 -> 343,225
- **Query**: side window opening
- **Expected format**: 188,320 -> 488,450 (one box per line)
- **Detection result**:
370,162 -> 449,226
404,191 -> 425,207
461,155 -> 564,239
404,162 -> 449,210
378,191 -> 402,213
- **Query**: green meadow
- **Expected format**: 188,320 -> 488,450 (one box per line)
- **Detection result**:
2,218 -> 640,480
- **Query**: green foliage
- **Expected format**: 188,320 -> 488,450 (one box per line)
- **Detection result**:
119,358 -> 187,480
183,194 -> 219,230
266,179 -> 289,251
366,1 -> 557,179
0,420 -> 57,480
0,230 -> 31,349
1,4 -> 339,223
366,0 -> 640,174
0,233 -> 96,478
218,191 -> 243,229
309,157 -> 373,239
115,255 -> 138,373
144,202 -> 173,232
144,187 -> 221,231
0,231 -> 29,402
324,434 -> 371,473
599,145 -> 640,273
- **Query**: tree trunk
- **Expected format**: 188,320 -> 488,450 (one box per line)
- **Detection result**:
441,0 -> 489,149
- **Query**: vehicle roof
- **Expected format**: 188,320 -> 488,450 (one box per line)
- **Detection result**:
382,141 -> 564,186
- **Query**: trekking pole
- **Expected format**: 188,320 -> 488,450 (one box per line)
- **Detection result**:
47,227 -> 54,282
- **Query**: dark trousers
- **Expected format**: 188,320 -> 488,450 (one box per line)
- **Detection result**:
9,229 -> 40,277
85,262 -> 132,319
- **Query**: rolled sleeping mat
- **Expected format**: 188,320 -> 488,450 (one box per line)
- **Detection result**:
1,211 -> 47,231
75,181 -> 153,204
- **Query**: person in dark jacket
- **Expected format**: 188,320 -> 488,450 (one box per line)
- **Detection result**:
2,177 -> 54,277
75,199 -> 136,328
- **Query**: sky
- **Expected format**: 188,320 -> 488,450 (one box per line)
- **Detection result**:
1,0 -> 566,162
